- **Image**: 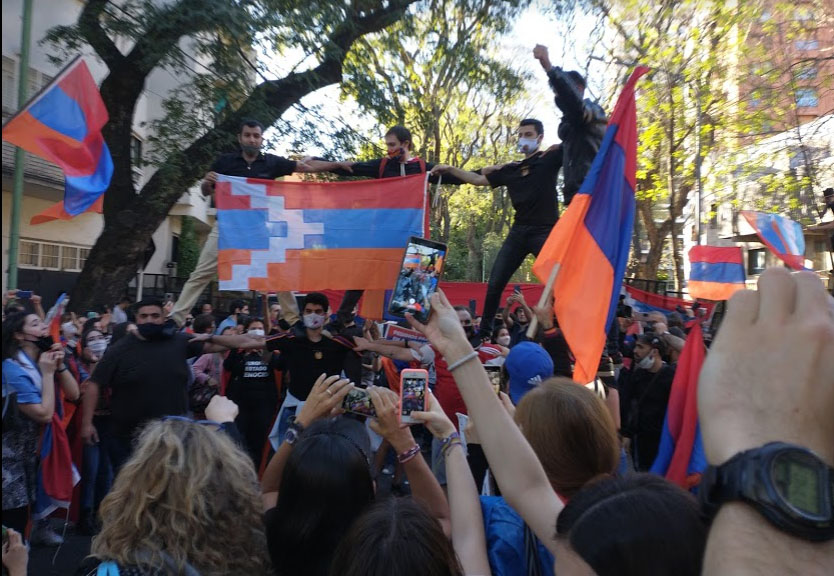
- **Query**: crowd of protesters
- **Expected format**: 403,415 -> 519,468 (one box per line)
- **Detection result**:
3,42 -> 833,575
3,266 -> 832,575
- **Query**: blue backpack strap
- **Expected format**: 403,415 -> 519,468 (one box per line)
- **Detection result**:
96,561 -> 120,576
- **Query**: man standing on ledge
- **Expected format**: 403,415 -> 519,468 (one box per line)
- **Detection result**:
533,44 -> 607,206
170,119 -> 350,327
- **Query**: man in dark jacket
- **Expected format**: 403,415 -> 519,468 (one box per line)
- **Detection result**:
533,45 -> 607,206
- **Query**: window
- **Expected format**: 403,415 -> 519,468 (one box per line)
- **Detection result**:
41,244 -> 60,269
794,63 -> 818,80
748,248 -> 766,275
795,88 -> 819,107
19,241 -> 40,267
18,240 -> 92,271
794,39 -> 819,51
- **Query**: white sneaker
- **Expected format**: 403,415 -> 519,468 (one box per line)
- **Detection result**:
30,521 -> 64,546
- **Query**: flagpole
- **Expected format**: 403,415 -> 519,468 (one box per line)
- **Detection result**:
7,0 -> 33,290
526,263 -> 560,339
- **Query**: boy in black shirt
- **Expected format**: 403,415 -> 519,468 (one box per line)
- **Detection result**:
431,119 -> 563,334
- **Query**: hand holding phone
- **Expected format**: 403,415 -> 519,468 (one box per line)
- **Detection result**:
484,365 -> 502,395
389,237 -> 447,323
399,369 -> 429,424
342,387 -> 377,418
16,290 -> 32,299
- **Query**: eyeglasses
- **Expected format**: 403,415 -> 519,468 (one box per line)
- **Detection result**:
161,415 -> 223,430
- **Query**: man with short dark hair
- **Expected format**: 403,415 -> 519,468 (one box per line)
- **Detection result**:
263,292 -> 360,447
619,334 -> 676,471
171,120 -> 339,327
81,299 -> 256,472
430,119 -> 564,334
533,44 -> 607,206
111,296 -> 131,324
216,299 -> 248,335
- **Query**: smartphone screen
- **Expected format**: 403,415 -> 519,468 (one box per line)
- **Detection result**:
513,285 -> 522,294
388,237 -> 447,323
484,365 -> 502,395
400,369 -> 428,423
342,387 -> 377,418
16,290 -> 32,299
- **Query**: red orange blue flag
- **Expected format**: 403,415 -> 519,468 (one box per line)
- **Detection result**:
216,173 -> 426,291
741,210 -> 806,270
650,322 -> 707,491
687,245 -> 746,300
1,57 -> 112,216
531,67 -> 648,384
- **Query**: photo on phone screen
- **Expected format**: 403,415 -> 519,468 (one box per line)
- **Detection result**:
400,370 -> 428,423
513,285 -> 522,294
342,387 -> 377,418
388,237 -> 447,323
484,365 -> 502,395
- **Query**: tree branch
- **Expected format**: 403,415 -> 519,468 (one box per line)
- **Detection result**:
77,0 -> 124,69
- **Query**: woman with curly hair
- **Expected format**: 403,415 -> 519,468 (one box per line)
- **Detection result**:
75,415 -> 270,576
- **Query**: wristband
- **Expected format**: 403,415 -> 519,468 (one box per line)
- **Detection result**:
57,364 -> 68,373
397,444 -> 421,464
442,440 -> 463,458
447,351 -> 478,372
439,431 -> 460,449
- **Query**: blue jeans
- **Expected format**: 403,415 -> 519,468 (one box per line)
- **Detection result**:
81,416 -> 113,512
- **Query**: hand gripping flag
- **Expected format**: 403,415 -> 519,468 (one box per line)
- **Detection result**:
216,173 -> 426,291
650,323 -> 708,491
2,57 -> 112,216
741,211 -> 806,270
687,246 -> 746,300
531,67 -> 649,384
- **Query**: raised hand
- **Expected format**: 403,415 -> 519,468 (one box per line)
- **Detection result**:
296,374 -> 353,427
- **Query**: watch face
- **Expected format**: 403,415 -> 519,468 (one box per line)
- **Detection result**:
771,451 -> 826,518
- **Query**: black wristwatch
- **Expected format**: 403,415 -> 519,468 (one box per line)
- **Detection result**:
700,442 -> 834,541
284,418 -> 305,446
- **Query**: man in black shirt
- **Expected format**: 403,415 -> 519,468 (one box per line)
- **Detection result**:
533,44 -> 607,206
619,334 -> 676,471
263,292 -> 360,448
431,118 -> 563,334
171,119 -> 349,327
81,299 -> 261,473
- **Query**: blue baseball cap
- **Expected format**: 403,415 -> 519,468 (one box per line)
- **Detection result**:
505,342 -> 554,404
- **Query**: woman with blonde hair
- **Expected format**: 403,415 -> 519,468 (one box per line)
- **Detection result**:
76,410 -> 270,575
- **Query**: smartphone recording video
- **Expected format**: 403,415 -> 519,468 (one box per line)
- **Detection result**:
484,365 -> 502,395
388,237 -> 447,323
399,369 -> 428,424
342,387 -> 377,418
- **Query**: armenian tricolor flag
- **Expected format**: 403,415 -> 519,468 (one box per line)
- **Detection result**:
687,246 -> 746,300
741,211 -> 806,270
2,57 -> 112,216
650,323 -> 708,491
531,67 -> 648,384
216,173 -> 426,292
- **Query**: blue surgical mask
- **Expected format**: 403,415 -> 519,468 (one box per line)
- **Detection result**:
517,138 -> 539,154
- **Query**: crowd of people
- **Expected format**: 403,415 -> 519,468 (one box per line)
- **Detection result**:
3,44 -> 833,575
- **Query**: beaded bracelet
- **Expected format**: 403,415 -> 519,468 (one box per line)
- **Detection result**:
397,444 -> 421,464
442,439 -> 463,458
439,431 -> 460,450
447,351 -> 479,372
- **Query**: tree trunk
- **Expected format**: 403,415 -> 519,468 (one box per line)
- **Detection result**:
68,0 -> 417,312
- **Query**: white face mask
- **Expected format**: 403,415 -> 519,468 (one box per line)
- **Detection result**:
636,351 -> 655,370
517,137 -> 539,154
88,339 -> 108,357
303,313 -> 326,330
248,329 -> 265,337
497,335 -> 511,346
62,322 -> 77,337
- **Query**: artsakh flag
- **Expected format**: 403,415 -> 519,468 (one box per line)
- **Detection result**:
741,211 -> 806,270
216,174 -> 426,291
2,57 -> 112,216
650,322 -> 708,491
687,246 -> 746,300
531,67 -> 648,384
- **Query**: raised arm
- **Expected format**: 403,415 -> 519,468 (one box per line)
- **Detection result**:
353,336 -> 416,363
369,386 -> 452,537
407,290 -> 563,553
430,164 -> 490,187
297,158 -> 354,174
412,395 -> 491,575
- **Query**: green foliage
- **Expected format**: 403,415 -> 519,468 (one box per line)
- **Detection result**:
177,216 -> 200,278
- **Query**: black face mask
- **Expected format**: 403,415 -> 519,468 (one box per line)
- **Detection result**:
28,335 -> 55,353
137,320 -> 176,341
463,325 -> 474,337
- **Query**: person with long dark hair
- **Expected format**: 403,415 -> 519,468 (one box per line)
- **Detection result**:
2,311 -> 79,544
